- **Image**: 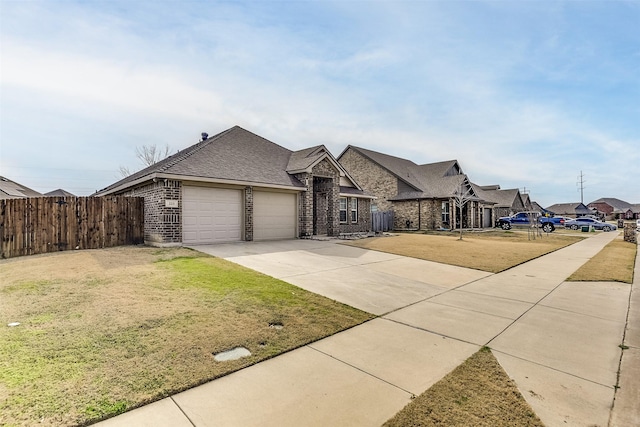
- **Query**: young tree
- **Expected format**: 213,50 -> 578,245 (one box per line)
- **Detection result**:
119,144 -> 171,177
453,180 -> 475,240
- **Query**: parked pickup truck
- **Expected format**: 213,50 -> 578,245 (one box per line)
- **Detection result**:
496,212 -> 564,232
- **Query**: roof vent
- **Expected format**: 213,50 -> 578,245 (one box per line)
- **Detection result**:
201,132 -> 208,141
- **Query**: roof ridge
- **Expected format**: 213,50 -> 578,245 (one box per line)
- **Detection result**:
349,145 -> 419,165
155,127 -> 235,172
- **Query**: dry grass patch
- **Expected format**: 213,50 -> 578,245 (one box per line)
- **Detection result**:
383,347 -> 544,427
344,231 -> 582,273
568,235 -> 637,283
0,246 -> 373,426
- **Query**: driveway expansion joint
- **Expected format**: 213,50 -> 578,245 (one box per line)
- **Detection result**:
170,396 -> 197,427
382,317 -> 482,348
306,344 -> 416,397
485,279 -> 567,347
490,348 -> 617,390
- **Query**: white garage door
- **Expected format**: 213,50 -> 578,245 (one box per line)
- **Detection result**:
253,191 -> 297,241
183,186 -> 242,244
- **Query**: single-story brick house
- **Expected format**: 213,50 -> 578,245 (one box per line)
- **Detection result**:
545,202 -> 594,218
471,185 -> 527,221
337,145 -> 488,230
588,198 -> 634,219
96,126 -> 373,245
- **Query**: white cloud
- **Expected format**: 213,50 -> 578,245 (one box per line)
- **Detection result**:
0,0 -> 638,203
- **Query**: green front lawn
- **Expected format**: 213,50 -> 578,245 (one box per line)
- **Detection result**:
0,247 -> 373,426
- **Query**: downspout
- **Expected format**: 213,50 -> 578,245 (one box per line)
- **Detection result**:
418,199 -> 421,231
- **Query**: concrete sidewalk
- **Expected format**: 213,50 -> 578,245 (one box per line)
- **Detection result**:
97,231 -> 634,427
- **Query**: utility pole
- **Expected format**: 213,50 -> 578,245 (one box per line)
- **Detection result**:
520,187 -> 531,209
577,171 -> 586,204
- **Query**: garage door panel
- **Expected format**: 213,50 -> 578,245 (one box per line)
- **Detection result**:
254,191 -> 296,241
183,186 -> 242,244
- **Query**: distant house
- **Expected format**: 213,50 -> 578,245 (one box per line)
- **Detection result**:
96,126 -> 372,245
545,202 -> 593,218
472,185 -> 527,220
45,189 -> 76,197
337,145 -> 489,230
530,201 -> 548,215
0,176 -> 43,199
588,198 -> 634,219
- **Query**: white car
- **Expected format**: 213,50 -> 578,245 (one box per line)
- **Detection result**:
637,219 -> 640,232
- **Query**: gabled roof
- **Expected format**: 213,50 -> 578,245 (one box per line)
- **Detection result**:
340,145 -> 423,190
545,202 -> 592,215
97,126 -> 366,196
286,145 -> 347,179
530,201 -> 546,214
477,187 -> 523,208
45,189 -> 76,197
339,146 -> 472,199
0,176 -> 43,199
588,198 -> 632,210
98,126 -> 309,195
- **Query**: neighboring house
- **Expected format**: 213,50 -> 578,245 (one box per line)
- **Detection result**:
45,189 -> 76,197
0,176 -> 43,199
337,146 -> 485,230
95,126 -> 372,245
530,201 -> 548,215
472,185 -> 527,221
588,198 -> 634,219
545,202 -> 593,218
632,204 -> 640,220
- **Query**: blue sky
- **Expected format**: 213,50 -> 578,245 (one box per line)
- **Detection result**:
1,0 -> 638,207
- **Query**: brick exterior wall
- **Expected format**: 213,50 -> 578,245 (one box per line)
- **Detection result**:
312,159 -> 340,236
338,197 -> 372,234
121,179 -> 182,244
588,202 -> 613,216
294,172 -> 313,238
296,158 -> 372,236
339,148 -> 397,213
339,148 -> 487,231
393,200 -> 420,230
120,155 -> 370,243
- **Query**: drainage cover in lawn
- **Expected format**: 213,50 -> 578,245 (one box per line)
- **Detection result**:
213,347 -> 252,362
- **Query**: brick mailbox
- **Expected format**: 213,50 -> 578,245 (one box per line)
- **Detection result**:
623,223 -> 637,244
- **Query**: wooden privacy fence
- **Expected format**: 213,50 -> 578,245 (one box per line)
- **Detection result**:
0,196 -> 144,259
371,210 -> 394,232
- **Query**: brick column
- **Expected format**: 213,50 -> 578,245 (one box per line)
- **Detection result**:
327,181 -> 339,236
295,173 -> 313,237
244,186 -> 253,241
624,223 -> 637,243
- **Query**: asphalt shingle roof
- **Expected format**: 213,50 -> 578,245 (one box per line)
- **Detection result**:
45,189 -> 76,197
0,176 -> 43,199
545,202 -> 592,215
344,146 -> 472,199
471,186 -> 521,208
589,198 -> 633,210
98,126 -> 307,193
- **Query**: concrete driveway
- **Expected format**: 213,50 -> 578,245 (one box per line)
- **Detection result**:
193,239 -> 491,315
98,232 -> 636,427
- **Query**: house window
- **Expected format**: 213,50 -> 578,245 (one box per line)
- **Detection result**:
350,198 -> 358,223
441,201 -> 450,225
339,197 -> 347,223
